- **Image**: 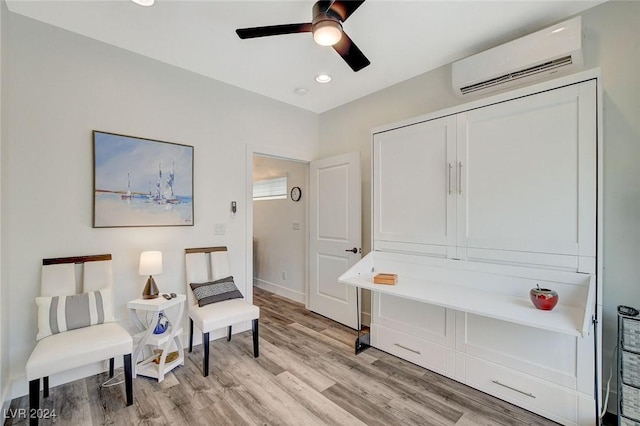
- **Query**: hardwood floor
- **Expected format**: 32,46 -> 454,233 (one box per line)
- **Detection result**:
5,288 -> 558,425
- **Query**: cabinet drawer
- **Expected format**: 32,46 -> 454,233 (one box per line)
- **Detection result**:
372,324 -> 453,376
465,356 -> 578,424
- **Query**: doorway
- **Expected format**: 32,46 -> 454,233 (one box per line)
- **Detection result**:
245,147 -> 362,329
250,153 -> 309,304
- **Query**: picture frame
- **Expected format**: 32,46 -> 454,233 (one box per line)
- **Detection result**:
93,131 -> 194,228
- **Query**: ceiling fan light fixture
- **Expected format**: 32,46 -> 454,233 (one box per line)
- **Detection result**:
312,20 -> 343,46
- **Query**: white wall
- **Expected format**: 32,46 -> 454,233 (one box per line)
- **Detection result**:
580,1 -> 640,412
3,12 -> 318,398
253,156 -> 308,303
0,0 -> 7,411
318,0 -> 640,413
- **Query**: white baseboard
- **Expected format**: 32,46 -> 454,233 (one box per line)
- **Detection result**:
253,278 -> 304,304
254,278 -> 369,327
10,360 -> 110,400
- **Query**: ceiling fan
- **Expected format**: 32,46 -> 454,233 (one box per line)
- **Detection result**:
235,0 -> 370,72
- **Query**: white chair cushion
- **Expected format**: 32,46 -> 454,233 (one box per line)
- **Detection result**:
26,322 -> 132,380
41,263 -> 75,297
189,299 -> 259,333
210,251 -> 231,280
83,260 -> 113,293
185,253 -> 208,307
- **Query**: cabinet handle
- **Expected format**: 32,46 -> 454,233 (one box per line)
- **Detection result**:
448,163 -> 453,195
457,161 -> 463,195
394,343 -> 421,354
491,380 -> 536,399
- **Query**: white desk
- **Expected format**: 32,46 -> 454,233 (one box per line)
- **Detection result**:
127,295 -> 186,382
339,251 -> 595,353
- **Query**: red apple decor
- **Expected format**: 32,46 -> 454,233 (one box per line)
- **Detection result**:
530,284 -> 559,311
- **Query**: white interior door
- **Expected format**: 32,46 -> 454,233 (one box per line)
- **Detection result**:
309,152 -> 361,329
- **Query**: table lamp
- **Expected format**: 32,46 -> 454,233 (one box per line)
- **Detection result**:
139,251 -> 162,299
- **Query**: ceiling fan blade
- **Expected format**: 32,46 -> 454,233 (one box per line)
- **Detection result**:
333,31 -> 370,72
328,0 -> 366,22
236,23 -> 312,39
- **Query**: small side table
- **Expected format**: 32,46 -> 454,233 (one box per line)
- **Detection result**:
127,294 -> 186,382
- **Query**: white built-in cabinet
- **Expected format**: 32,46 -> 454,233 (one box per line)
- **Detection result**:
374,116 -> 457,258
458,82 -> 596,271
345,73 -> 601,426
374,80 -> 596,271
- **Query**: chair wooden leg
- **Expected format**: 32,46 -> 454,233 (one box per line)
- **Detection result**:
109,358 -> 115,378
123,353 -> 133,406
189,318 -> 193,353
203,332 -> 210,377
29,379 -> 39,426
43,376 -> 49,398
227,325 -> 232,342
252,319 -> 259,358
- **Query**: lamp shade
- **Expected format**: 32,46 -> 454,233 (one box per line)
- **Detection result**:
139,251 -> 163,276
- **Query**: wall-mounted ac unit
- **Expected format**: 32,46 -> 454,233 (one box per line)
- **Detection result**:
452,16 -> 583,97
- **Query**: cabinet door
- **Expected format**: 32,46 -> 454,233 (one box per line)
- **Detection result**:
373,116 -> 457,257
456,81 -> 596,267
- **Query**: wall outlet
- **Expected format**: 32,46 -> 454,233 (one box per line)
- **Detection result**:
214,223 -> 226,235
292,221 -> 301,230
282,271 -> 287,281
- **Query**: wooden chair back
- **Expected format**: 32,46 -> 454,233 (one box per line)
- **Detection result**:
41,254 -> 114,315
185,246 -> 232,307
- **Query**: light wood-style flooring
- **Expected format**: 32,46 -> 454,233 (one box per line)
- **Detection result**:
5,287 -> 559,425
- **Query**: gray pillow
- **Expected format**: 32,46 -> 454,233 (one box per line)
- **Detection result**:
35,288 -> 113,340
190,276 -> 243,307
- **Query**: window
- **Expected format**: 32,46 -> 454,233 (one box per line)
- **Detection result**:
253,176 -> 287,201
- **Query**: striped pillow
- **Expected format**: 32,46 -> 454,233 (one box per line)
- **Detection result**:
35,288 -> 113,340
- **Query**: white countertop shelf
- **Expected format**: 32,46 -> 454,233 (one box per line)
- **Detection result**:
339,251 -> 595,337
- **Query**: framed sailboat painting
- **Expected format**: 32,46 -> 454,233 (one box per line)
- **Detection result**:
93,131 -> 194,227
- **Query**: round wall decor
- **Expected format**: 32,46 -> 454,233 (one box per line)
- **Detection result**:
291,186 -> 302,202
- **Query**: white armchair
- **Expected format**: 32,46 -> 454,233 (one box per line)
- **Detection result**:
25,254 -> 133,425
185,246 -> 259,376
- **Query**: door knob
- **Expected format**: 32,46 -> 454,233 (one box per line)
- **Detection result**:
345,247 -> 359,253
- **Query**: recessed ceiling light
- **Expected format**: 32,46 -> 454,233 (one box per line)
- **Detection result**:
294,88 -> 308,96
131,0 -> 155,6
315,74 -> 332,84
